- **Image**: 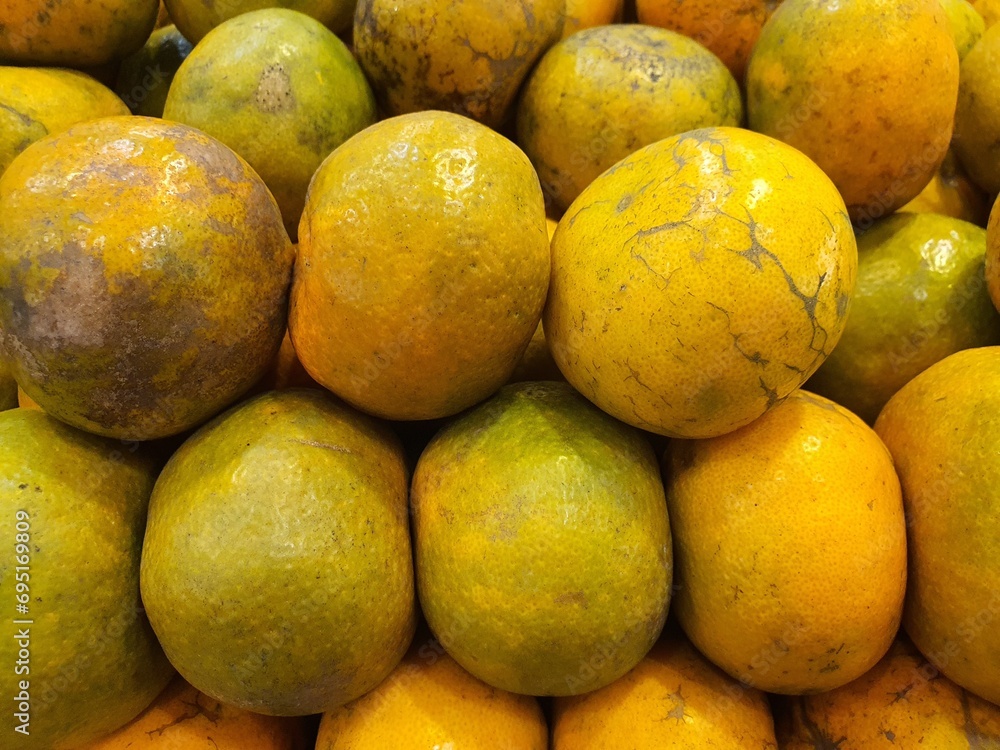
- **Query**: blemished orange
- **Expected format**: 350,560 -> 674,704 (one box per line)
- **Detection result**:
353,0 -> 564,129
0,117 -> 293,441
315,643 -> 547,749
0,0 -> 159,66
666,390 -> 907,694
747,0 -> 959,223
81,678 -> 306,749
545,127 -> 856,439
636,0 -> 781,80
775,639 -> 1000,748
290,111 -> 550,421
875,347 -> 1000,706
553,631 -> 778,749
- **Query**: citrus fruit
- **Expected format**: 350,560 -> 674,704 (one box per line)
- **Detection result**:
808,213 -> 1000,424
0,0 -> 159,65
553,630 -> 778,749
163,0 -> 357,42
315,640 -> 548,749
412,381 -> 672,696
353,0 -> 564,128
942,0 -> 986,58
563,0 -> 624,37
636,0 -> 781,80
875,346 -> 1000,706
989,196 -> 1000,309
954,23 -> 1000,195
747,0 -> 959,223
0,67 -> 128,176
974,0 -> 1000,26
290,111 -> 550,421
164,8 -> 376,238
81,677 -> 306,749
115,24 -> 192,118
517,24 -> 742,213
508,322 -> 564,383
666,390 -> 907,693
900,149 -> 990,226
140,389 -> 416,715
545,126 -> 856,439
16,387 -> 40,411
0,409 -> 173,748
775,638 -> 1000,748
259,330 -> 320,391
0,117 -> 293,441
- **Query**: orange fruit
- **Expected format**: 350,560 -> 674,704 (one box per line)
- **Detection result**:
0,67 -> 128,176
900,149 -> 990,226
666,390 -> 907,693
747,0 -> 959,223
163,8 -> 376,238
316,641 -> 547,749
954,23 -> 1000,195
290,111 -> 550,421
114,24 -> 192,118
412,381 -> 672,696
0,0 -> 159,66
875,347 -> 1000,706
808,212 -> 1000,424
941,0 -> 987,58
15,386 -> 40,411
636,0 -> 781,80
517,25 -> 742,213
776,638 -> 1000,748
163,0 -> 357,42
545,127 -> 856,438
140,389 -> 416,716
563,0 -> 625,37
353,0 -> 564,128
81,677 -> 306,749
553,631 -> 778,749
0,409 -> 173,747
0,117 -> 293,440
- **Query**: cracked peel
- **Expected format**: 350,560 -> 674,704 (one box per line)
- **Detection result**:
546,125 -> 857,439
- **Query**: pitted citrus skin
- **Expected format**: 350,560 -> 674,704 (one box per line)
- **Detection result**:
0,117 -> 293,441
545,126 -> 856,439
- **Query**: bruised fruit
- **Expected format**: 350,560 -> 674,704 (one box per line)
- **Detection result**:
545,126 -> 856,439
0,117 -> 294,441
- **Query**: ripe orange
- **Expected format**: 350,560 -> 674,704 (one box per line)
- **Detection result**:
667,390 -> 907,693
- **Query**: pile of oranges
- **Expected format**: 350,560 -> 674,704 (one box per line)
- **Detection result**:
1,0 -> 999,748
